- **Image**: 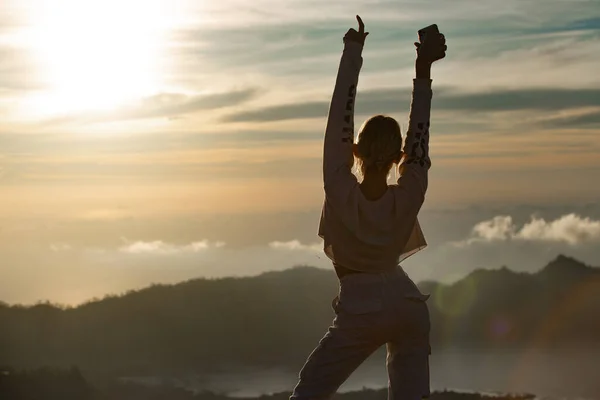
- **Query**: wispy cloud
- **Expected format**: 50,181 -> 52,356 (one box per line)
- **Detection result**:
222,101 -> 328,123
541,17 -> 600,33
221,87 -> 600,123
540,109 -> 600,129
436,88 -> 600,112
49,243 -> 71,252
119,239 -> 226,255
268,240 -> 322,252
74,209 -> 132,221
45,88 -> 259,125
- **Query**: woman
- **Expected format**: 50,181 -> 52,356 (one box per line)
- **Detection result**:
290,16 -> 447,400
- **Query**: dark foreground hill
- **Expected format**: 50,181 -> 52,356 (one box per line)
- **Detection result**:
0,366 -> 536,400
0,255 -> 599,376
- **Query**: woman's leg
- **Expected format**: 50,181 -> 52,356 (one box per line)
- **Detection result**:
291,275 -> 387,400
290,321 -> 382,400
386,299 -> 431,400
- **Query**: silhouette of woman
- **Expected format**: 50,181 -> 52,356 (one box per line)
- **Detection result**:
290,15 -> 447,400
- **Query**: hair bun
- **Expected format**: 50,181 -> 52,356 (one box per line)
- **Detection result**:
355,114 -> 403,175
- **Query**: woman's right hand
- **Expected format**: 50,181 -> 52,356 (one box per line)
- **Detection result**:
343,15 -> 369,46
414,32 -> 447,64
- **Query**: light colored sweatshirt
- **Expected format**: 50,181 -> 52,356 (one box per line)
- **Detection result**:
317,40 -> 432,273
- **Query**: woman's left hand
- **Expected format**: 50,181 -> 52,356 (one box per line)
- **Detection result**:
344,15 -> 369,46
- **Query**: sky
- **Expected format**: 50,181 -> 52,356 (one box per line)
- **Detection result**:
1,0 -> 600,305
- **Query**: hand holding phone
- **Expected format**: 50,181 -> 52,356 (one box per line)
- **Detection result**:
415,24 -> 447,63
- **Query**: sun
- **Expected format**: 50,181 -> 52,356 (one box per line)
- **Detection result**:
25,0 -> 171,116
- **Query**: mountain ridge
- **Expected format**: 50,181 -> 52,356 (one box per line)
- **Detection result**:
0,254 -> 598,377
3,253 -> 594,310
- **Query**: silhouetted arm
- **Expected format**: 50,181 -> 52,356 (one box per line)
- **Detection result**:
322,41 -> 363,197
393,61 -> 433,217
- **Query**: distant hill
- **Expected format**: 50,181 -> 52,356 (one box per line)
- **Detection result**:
0,255 -> 599,377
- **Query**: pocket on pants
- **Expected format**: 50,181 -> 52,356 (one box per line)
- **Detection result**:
336,275 -> 383,315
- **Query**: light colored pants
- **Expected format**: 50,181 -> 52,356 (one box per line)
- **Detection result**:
290,267 -> 431,400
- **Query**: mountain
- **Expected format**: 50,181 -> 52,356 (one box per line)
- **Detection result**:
426,255 -> 600,348
0,255 -> 599,377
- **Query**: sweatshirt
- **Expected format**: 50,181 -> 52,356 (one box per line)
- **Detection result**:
317,40 -> 432,273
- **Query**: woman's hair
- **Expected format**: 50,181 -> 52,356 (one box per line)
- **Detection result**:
355,114 -> 403,176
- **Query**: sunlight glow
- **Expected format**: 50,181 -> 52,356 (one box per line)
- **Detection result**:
23,0 -> 174,116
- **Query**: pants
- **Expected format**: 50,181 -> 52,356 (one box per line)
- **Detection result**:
290,267 -> 431,400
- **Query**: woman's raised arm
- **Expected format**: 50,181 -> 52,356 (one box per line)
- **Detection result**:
393,30 -> 447,216
322,16 -> 368,197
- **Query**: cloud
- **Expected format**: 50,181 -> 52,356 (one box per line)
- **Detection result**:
46,88 -> 259,125
221,87 -> 600,123
77,209 -> 132,221
119,239 -> 226,255
436,88 -> 600,112
0,127 -> 321,160
471,216 -> 516,242
268,240 -> 322,252
540,109 -> 600,129
49,243 -> 71,252
222,101 -> 328,123
458,214 -> 600,246
558,17 -> 600,32
5,203 -> 600,304
517,214 -> 600,244
135,90 -> 258,116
